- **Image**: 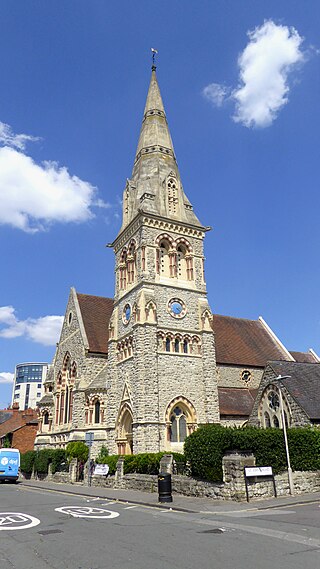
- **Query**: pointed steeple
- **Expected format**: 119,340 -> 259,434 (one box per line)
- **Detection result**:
132,66 -> 177,182
120,66 -> 202,231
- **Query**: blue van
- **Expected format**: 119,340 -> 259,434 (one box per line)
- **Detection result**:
0,448 -> 20,482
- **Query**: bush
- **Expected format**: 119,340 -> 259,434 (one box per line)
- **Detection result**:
51,449 -> 68,473
66,441 -> 89,463
20,450 -> 36,475
95,446 -> 109,464
95,452 -> 186,476
184,424 -> 320,482
34,449 -> 53,474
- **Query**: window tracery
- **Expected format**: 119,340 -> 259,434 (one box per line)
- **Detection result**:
155,235 -> 194,281
165,397 -> 197,445
85,394 -> 105,425
157,332 -> 199,355
119,241 -> 136,290
259,384 -> 292,429
117,336 -> 134,362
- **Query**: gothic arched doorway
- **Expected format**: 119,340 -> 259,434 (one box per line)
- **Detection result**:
116,405 -> 133,455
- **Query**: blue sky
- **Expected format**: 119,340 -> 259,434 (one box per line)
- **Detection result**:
0,1 -> 319,407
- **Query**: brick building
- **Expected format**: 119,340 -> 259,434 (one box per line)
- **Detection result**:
0,404 -> 38,453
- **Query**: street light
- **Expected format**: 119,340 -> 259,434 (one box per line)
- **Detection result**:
273,375 -> 294,496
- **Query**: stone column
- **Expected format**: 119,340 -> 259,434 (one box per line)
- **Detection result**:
222,450 -> 256,501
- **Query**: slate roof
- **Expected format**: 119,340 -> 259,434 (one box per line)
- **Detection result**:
290,351 -> 319,364
76,293 -> 113,354
212,315 -> 290,367
0,410 -> 12,425
218,388 -> 258,416
268,360 -> 320,420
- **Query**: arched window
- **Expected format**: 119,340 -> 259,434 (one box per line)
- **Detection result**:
183,339 -> 188,354
127,241 -> 136,284
119,248 -> 128,290
64,386 -> 69,423
174,338 -> 180,353
177,244 -> 187,280
273,415 -> 280,428
43,412 -> 49,425
264,412 -> 271,428
169,406 -> 188,443
94,400 -> 100,424
165,337 -> 171,352
159,240 -> 170,277
167,177 -> 178,215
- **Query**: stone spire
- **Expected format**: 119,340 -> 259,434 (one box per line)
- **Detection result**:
120,66 -> 202,231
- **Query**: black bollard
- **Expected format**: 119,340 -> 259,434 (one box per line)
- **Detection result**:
158,473 -> 173,503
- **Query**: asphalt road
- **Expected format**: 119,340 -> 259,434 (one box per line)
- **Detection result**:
1,484 -> 320,569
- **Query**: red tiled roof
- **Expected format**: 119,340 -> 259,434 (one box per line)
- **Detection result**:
77,293 -> 113,354
0,408 -> 38,439
218,388 -> 258,416
212,315 -> 289,367
290,351 -> 319,364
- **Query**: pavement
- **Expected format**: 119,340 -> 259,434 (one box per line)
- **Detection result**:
19,478 -> 320,514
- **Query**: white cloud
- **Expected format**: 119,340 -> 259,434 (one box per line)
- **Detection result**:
202,83 -> 230,107
233,21 -> 304,127
0,146 -> 107,232
0,372 -> 14,384
203,20 -> 306,128
0,305 -> 63,346
0,121 -> 39,150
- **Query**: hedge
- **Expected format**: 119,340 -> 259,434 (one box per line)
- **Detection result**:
21,449 -> 68,476
95,451 -> 186,476
184,424 -> 320,482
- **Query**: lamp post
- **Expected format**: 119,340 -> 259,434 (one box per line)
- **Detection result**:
273,375 -> 294,496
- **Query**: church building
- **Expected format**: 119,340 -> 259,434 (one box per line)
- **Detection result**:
35,66 -> 319,456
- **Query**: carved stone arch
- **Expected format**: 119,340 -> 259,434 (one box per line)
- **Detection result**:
116,401 -> 133,455
132,302 -> 140,323
56,371 -> 62,388
258,384 -> 292,429
155,233 -> 174,248
175,237 -> 193,253
165,396 -> 197,446
145,300 -> 157,323
201,308 -> 213,331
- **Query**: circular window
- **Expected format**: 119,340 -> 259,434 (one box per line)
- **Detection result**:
241,369 -> 252,384
122,304 -> 131,325
268,391 -> 280,411
168,298 -> 186,319
68,312 -> 73,325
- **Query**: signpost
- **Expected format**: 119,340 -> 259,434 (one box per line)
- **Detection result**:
85,432 -> 94,486
244,466 -> 277,502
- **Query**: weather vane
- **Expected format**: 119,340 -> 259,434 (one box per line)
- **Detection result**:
151,47 -> 158,69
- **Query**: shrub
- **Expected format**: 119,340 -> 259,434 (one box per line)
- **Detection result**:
20,450 -> 36,475
66,441 -> 89,463
184,424 -> 233,481
95,446 -> 109,464
184,424 -> 320,482
34,449 -> 53,474
51,449 -> 68,473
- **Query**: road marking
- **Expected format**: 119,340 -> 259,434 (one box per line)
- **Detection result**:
55,506 -> 119,519
0,513 -> 40,531
123,505 -> 138,510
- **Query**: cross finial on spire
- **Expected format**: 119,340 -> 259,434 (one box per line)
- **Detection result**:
151,47 -> 158,71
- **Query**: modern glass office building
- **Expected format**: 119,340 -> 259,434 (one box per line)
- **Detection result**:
11,363 -> 48,410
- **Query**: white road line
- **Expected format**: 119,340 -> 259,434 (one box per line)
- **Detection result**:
123,505 -> 138,510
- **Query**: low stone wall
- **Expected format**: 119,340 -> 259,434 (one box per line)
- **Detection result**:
21,451 -> 320,502
246,470 -> 320,500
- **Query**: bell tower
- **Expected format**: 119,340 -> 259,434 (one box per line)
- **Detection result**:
106,64 -> 219,455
